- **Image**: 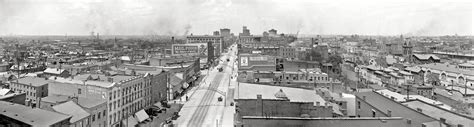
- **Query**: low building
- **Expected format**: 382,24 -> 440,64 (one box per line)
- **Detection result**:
0,101 -> 71,126
235,83 -> 333,118
9,76 -> 49,107
403,100 -> 474,127
41,95 -> 108,127
43,68 -> 70,78
0,89 -> 26,105
52,101 -> 91,127
411,54 -> 440,64
0,63 -> 9,72
356,90 -> 446,127
241,116 -> 411,127
420,63 -> 474,91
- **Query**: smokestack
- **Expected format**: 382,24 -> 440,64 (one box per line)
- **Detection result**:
171,37 -> 175,44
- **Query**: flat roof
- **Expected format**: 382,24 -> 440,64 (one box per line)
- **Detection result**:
16,76 -> 49,87
236,83 -> 326,106
0,101 -> 71,126
41,94 -> 70,103
403,100 -> 474,125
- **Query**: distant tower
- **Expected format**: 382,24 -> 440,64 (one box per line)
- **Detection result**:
402,37 -> 413,63
213,31 -> 220,36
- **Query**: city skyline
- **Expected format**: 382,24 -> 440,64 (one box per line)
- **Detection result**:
0,0 -> 472,36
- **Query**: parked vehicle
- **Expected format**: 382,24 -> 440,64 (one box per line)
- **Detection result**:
218,96 -> 223,102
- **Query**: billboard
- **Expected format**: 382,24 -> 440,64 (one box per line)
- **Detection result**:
249,56 -> 267,61
172,43 -> 207,55
240,57 -> 248,66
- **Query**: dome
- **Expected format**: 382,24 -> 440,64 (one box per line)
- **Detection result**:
274,89 -> 288,99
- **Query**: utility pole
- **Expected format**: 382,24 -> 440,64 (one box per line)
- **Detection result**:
356,65 -> 359,92
406,84 -> 410,100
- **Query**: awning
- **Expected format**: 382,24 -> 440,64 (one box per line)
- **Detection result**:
135,109 -> 149,123
182,83 -> 189,89
153,103 -> 164,110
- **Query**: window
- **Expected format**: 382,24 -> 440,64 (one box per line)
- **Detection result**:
357,101 -> 361,109
98,112 -> 101,119
372,110 -> 376,117
78,88 -> 82,94
92,115 -> 95,121
103,110 -> 106,117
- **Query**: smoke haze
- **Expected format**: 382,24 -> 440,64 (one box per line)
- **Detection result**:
0,0 -> 472,36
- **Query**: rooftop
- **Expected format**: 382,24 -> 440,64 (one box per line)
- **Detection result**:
76,96 -> 107,108
419,63 -> 474,76
403,100 -> 474,126
41,94 -> 70,103
0,101 -> 71,126
413,54 -> 440,60
43,68 -> 66,75
356,91 -> 439,126
236,83 -> 326,106
52,101 -> 90,123
16,76 -> 49,87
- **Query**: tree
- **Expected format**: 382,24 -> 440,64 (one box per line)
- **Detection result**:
427,73 -> 440,86
328,54 -> 343,66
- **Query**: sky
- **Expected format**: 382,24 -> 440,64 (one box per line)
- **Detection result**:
0,0 -> 472,36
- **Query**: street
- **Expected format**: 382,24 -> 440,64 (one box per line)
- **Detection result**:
174,44 -> 238,127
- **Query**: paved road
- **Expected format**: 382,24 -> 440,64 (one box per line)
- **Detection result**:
175,44 -> 237,127
187,68 -> 225,126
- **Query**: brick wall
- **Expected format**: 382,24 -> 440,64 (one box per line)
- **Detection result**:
237,99 -> 332,118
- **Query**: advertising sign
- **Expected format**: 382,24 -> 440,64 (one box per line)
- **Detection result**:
172,43 -> 207,56
241,57 -> 248,66
249,56 -> 267,61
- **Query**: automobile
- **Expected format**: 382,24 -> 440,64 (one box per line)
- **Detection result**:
218,96 -> 223,102
226,58 -> 230,62
218,67 -> 223,72
230,102 -> 234,106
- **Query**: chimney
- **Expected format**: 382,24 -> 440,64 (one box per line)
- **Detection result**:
171,37 -> 175,44
316,101 -> 320,106
107,77 -> 113,82
387,110 -> 392,117
71,96 -> 78,103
